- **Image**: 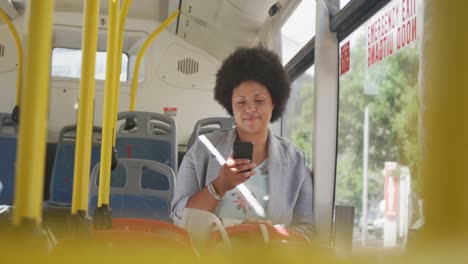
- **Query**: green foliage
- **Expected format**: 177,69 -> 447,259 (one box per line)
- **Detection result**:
284,73 -> 314,166
336,33 -> 420,211
336,151 -> 363,207
284,29 -> 420,214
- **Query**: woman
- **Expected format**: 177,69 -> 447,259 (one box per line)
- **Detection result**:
171,47 -> 314,237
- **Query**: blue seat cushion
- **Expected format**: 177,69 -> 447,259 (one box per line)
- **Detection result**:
50,144 -> 101,204
141,167 -> 169,190
0,137 -> 17,205
115,138 -> 173,171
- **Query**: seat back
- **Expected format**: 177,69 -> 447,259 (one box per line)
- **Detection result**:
187,117 -> 235,150
48,125 -> 101,205
115,111 -> 177,174
88,158 -> 175,222
0,113 -> 17,205
0,113 -> 17,135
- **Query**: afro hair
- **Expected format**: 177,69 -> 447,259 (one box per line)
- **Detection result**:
214,46 -> 290,122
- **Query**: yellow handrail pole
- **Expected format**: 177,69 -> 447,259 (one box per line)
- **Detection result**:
0,8 -> 23,107
71,0 -> 100,215
112,0 -> 133,146
13,0 -> 54,226
97,0 -> 119,207
129,10 -> 180,111
418,0 -> 467,242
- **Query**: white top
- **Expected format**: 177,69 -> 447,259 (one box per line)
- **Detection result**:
217,159 -> 269,221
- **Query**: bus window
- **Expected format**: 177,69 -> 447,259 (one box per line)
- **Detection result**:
280,0 -> 315,166
281,0 -> 316,65
282,65 -> 314,166
335,0 -> 421,249
51,47 -> 129,81
340,0 -> 352,9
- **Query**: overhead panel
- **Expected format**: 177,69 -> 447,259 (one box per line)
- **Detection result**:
180,0 -> 221,25
226,0 -> 275,22
178,0 -> 277,60
52,0 -> 165,21
216,1 -> 262,38
177,12 -> 250,60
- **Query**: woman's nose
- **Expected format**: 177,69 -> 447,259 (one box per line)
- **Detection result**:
244,102 -> 256,112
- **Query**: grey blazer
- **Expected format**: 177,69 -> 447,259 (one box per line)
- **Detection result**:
171,128 -> 314,234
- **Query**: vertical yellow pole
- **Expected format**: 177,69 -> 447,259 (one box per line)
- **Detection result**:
71,0 -> 100,215
13,0 -> 54,226
129,10 -> 180,111
98,0 -> 119,207
112,0 -> 133,146
0,8 -> 23,106
420,0 -> 467,240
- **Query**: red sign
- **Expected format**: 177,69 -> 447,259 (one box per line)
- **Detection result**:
384,162 -> 399,217
367,0 -> 417,68
340,41 -> 350,76
163,107 -> 177,117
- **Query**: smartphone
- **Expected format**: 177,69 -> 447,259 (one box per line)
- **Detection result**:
233,141 -> 253,161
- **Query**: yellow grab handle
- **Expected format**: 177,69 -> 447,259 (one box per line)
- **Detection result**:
71,0 -> 100,215
129,10 -> 180,111
112,0 -> 133,146
13,0 -> 54,226
0,8 -> 23,106
98,0 -> 120,207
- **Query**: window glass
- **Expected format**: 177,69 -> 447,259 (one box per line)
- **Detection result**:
336,0 -> 422,248
281,0 -> 316,64
51,47 -> 128,81
340,0 -> 352,9
282,65 -> 314,166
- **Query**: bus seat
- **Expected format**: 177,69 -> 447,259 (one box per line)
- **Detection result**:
46,125 -> 101,206
0,113 -> 17,205
187,117 -> 235,150
115,111 -> 177,174
88,158 -> 175,222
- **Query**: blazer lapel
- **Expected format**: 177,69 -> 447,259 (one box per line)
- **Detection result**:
266,130 -> 288,223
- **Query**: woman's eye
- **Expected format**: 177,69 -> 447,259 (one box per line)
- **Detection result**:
237,101 -> 246,105
255,100 -> 264,103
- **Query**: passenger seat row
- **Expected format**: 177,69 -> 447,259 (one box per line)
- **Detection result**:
0,111 -> 234,222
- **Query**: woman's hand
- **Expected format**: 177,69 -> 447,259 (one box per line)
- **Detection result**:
212,158 -> 256,196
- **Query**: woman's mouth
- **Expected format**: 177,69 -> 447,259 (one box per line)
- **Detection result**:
243,117 -> 258,122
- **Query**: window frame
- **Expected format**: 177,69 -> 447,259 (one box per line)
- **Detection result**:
50,46 -> 130,82
284,0 -> 392,80
281,0 -> 401,247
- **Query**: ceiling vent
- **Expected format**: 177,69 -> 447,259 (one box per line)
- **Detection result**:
177,58 -> 199,75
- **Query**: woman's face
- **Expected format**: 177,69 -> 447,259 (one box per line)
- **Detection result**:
232,81 -> 274,136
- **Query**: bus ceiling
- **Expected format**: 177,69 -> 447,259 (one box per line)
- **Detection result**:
175,0 -> 296,60
7,0 -> 297,60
